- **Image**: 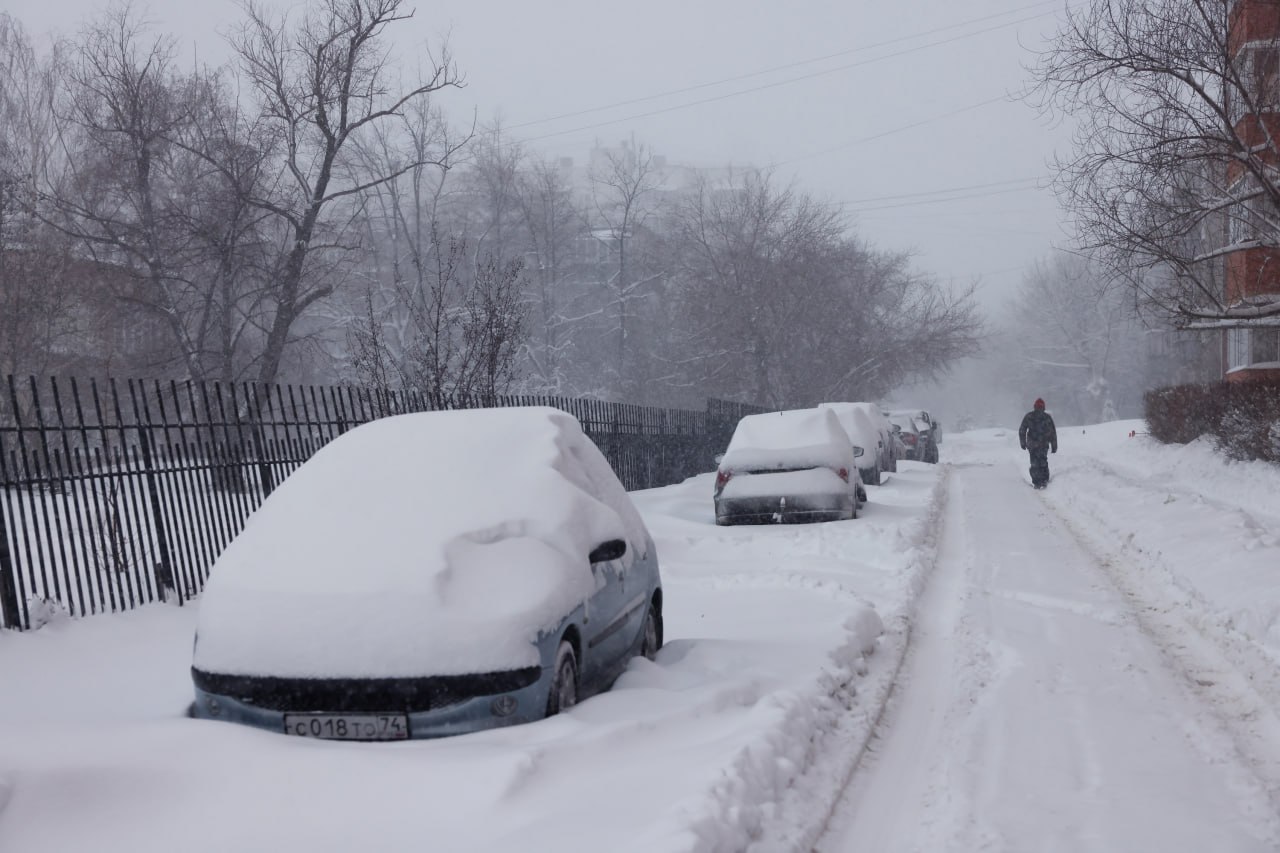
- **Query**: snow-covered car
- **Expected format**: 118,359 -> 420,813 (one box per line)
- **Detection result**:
888,412 -> 924,462
819,402 -> 883,486
823,401 -> 900,479
190,407 -> 663,740
713,408 -> 862,525
867,404 -> 901,472
892,409 -> 940,464
889,427 -> 909,464
897,408 -> 942,447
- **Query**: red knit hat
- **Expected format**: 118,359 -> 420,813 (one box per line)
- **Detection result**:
1034,398 -> 1045,409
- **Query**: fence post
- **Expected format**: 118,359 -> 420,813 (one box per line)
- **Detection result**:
252,384 -> 277,497
0,503 -> 19,628
135,424 -> 176,603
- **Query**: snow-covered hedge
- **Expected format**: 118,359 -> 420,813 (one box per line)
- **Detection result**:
1144,381 -> 1280,463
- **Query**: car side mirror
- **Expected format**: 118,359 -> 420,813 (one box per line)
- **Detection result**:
853,446 -> 864,457
589,539 -> 627,563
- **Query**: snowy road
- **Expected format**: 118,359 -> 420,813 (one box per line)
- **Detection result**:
818,453 -> 1280,852
4,425 -> 1280,852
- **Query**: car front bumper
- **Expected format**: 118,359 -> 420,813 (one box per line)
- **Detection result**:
190,674 -> 552,740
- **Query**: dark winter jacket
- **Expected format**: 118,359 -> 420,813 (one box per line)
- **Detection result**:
1019,409 -> 1058,452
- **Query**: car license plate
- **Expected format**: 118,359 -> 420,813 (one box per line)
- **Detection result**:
283,713 -> 410,741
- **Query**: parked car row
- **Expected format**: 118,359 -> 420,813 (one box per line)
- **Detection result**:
190,401 -> 940,742
713,401 -> 937,526
888,409 -> 941,464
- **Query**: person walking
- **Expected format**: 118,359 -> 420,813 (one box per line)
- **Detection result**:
1019,398 -> 1058,489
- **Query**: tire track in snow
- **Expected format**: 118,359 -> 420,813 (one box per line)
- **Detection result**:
1047,494 -> 1280,814
1064,452 -> 1280,537
818,455 -> 1280,852
741,464 -> 953,853
811,466 -> 997,851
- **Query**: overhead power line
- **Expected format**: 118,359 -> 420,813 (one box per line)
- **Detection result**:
844,185 -> 1051,213
518,7 -> 1065,143
772,96 -> 1015,167
837,176 -> 1047,206
508,0 -> 1062,132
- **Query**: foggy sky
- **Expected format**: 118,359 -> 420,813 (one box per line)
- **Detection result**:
8,0 -> 1072,315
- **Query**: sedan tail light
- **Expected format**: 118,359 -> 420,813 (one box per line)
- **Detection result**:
902,434 -> 917,445
837,467 -> 849,482
715,469 -> 732,493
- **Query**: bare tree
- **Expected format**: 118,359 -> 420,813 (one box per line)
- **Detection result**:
40,5 -> 204,376
666,171 -> 982,407
167,68 -> 280,382
1033,0 -> 1280,328
463,122 -> 525,260
513,157 -> 588,394
589,142 -> 666,394
35,5 -> 279,381
460,252 -> 526,397
228,0 -> 463,385
0,14 -> 80,377
998,252 -> 1152,423
346,223 -> 526,397
341,102 -> 525,397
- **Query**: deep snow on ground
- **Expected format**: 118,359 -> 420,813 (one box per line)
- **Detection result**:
0,459 -> 944,853
3,422 -> 1280,852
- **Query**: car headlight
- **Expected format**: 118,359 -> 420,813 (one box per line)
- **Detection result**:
490,696 -> 518,717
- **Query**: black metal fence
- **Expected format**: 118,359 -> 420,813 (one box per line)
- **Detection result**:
0,375 -> 763,630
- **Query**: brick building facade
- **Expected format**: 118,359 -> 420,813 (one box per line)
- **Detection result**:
1226,0 -> 1280,382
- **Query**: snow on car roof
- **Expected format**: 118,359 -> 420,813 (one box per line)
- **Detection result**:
817,402 -> 879,448
194,407 -> 649,678
721,409 -> 856,472
888,412 -> 919,431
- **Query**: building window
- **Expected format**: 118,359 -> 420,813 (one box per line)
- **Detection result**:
1230,41 -> 1280,124
1229,327 -> 1250,369
1229,327 -> 1280,369
1251,328 -> 1280,365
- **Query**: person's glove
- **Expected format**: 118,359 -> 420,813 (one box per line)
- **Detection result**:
1052,447 -> 1057,454
1020,443 -> 1026,450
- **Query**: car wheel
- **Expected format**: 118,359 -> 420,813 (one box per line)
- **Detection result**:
639,602 -> 662,660
546,640 -> 578,716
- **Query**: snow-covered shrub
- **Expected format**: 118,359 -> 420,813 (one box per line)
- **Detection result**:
1218,383 -> 1280,463
1217,406 -> 1258,461
1145,380 -> 1280,464
1143,383 -> 1225,444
